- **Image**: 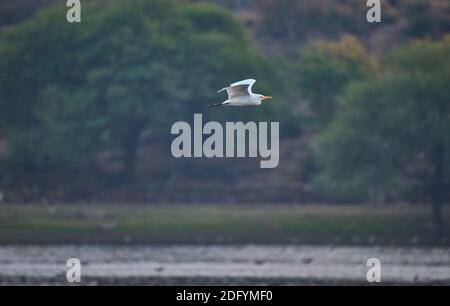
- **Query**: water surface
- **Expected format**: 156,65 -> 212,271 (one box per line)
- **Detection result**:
0,245 -> 449,285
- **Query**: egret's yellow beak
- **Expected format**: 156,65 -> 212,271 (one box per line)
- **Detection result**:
261,96 -> 273,101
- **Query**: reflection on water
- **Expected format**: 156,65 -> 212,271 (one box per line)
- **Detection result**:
0,245 -> 449,285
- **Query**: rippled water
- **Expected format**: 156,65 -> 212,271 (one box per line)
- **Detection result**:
0,245 -> 449,285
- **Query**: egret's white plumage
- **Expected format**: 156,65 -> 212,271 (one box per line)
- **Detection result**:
206,79 -> 272,107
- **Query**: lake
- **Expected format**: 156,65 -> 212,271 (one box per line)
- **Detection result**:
0,245 -> 449,285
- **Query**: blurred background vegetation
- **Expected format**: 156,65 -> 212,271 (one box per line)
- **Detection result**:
0,0 -> 449,240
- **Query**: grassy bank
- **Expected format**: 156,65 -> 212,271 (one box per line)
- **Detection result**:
0,204 -> 448,245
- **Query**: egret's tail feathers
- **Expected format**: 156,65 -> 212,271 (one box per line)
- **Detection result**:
206,102 -> 224,108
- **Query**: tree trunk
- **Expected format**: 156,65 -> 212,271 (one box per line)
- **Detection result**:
430,141 -> 445,239
122,121 -> 144,182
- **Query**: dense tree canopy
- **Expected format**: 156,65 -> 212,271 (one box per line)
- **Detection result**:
296,36 -> 376,127
0,0 -> 282,182
0,0 -> 448,227
315,37 -> 450,234
254,0 -> 403,46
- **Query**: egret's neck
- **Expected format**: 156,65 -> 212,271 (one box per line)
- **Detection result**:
252,93 -> 262,105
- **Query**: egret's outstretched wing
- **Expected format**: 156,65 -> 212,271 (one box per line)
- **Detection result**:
230,79 -> 256,92
218,79 -> 256,99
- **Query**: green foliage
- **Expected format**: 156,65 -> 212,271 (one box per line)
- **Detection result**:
255,0 -> 394,43
1,0 -> 448,206
0,4 -> 89,179
182,3 -> 245,40
0,0 -> 283,183
401,0 -> 450,39
315,37 -> 450,201
297,36 -> 376,128
255,0 -> 450,51
0,0 -> 55,27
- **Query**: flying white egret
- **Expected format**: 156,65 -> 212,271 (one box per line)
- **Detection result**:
206,79 -> 272,107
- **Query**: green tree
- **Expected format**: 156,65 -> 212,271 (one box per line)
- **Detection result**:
400,0 -> 450,39
255,0 -> 396,44
297,36 -> 376,128
0,0 -> 281,184
315,37 -> 450,237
